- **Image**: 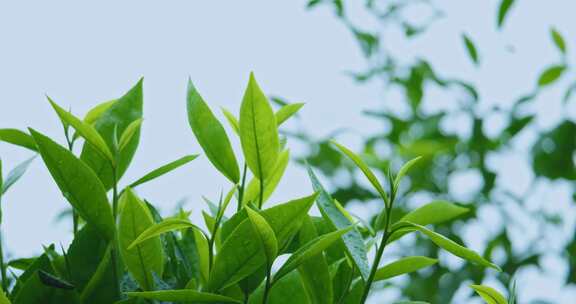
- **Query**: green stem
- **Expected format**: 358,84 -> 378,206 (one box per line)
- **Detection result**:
64,129 -> 78,237
359,206 -> 392,304
258,178 -> 264,209
110,166 -> 121,299
262,268 -> 272,304
237,163 -> 248,212
0,232 -> 7,292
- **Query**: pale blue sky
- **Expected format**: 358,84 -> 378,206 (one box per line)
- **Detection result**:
1,1 -> 575,303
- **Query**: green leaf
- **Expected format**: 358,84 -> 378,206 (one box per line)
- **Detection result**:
48,97 -> 114,162
307,165 -> 370,280
387,200 -> 468,237
186,80 -> 240,183
551,28 -> 566,54
118,189 -> 164,290
331,141 -> 388,205
275,103 -> 304,125
126,290 -> 240,303
73,99 -> 118,141
211,193 -> 317,291
393,221 -> 501,271
30,128 -> 115,240
243,149 -> 290,206
118,118 -> 143,152
79,246 -> 117,303
274,226 -> 352,282
80,80 -> 143,190
129,218 -> 205,250
221,108 -> 240,135
374,256 -> 437,281
128,155 -> 198,188
497,0 -> 515,29
1,156 -> 35,194
537,65 -> 566,87
239,73 -> 280,182
0,129 -> 38,151
246,208 -> 278,268
470,284 -> 507,304
462,34 -> 479,65
0,289 -> 10,304
393,156 -> 422,190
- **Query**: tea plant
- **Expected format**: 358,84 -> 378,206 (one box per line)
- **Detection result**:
0,75 -> 508,303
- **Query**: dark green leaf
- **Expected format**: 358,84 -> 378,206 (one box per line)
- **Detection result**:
497,0 -> 515,29
462,34 -> 480,65
537,65 -> 566,87
126,290 -> 240,303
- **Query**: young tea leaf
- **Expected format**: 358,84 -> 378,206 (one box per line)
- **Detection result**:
0,129 -> 38,151
48,97 -> 114,162
275,103 -> 304,125
30,128 -> 115,240
386,200 -> 468,236
470,284 -> 508,304
118,189 -> 164,290
239,73 -> 280,182
331,141 -> 388,205
118,118 -> 143,152
129,218 -> 205,250
128,155 -> 198,188
243,149 -> 290,206
186,80 -> 240,183
246,208 -> 278,269
126,290 -> 241,303
393,222 -> 501,271
393,156 -> 422,191
274,226 -> 352,282
80,79 -> 143,190
221,107 -> 240,135
374,256 -> 437,281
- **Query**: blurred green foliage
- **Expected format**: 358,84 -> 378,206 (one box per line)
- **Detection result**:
292,0 -> 575,302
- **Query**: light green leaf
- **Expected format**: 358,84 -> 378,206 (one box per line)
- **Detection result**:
239,73 -> 280,182
246,208 -> 278,268
551,28 -> 567,54
129,218 -> 205,250
221,107 -> 240,135
462,34 -> 479,66
48,97 -> 114,161
374,256 -> 437,281
497,0 -> 515,29
393,221 -> 501,271
118,118 -> 143,152
126,290 -> 241,303
538,65 -> 566,87
84,99 -> 118,125
470,284 -> 508,304
0,289 -> 10,304
80,80 -> 143,190
274,226 -> 352,282
275,103 -> 304,125
243,149 -> 290,206
394,156 -> 422,190
2,156 -> 35,194
30,128 -> 115,240
118,188 -> 164,290
210,193 -> 317,291
331,141 -> 388,205
307,165 -> 370,280
187,80 -> 240,183
387,200 -> 468,237
128,155 -> 198,188
0,129 -> 37,151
